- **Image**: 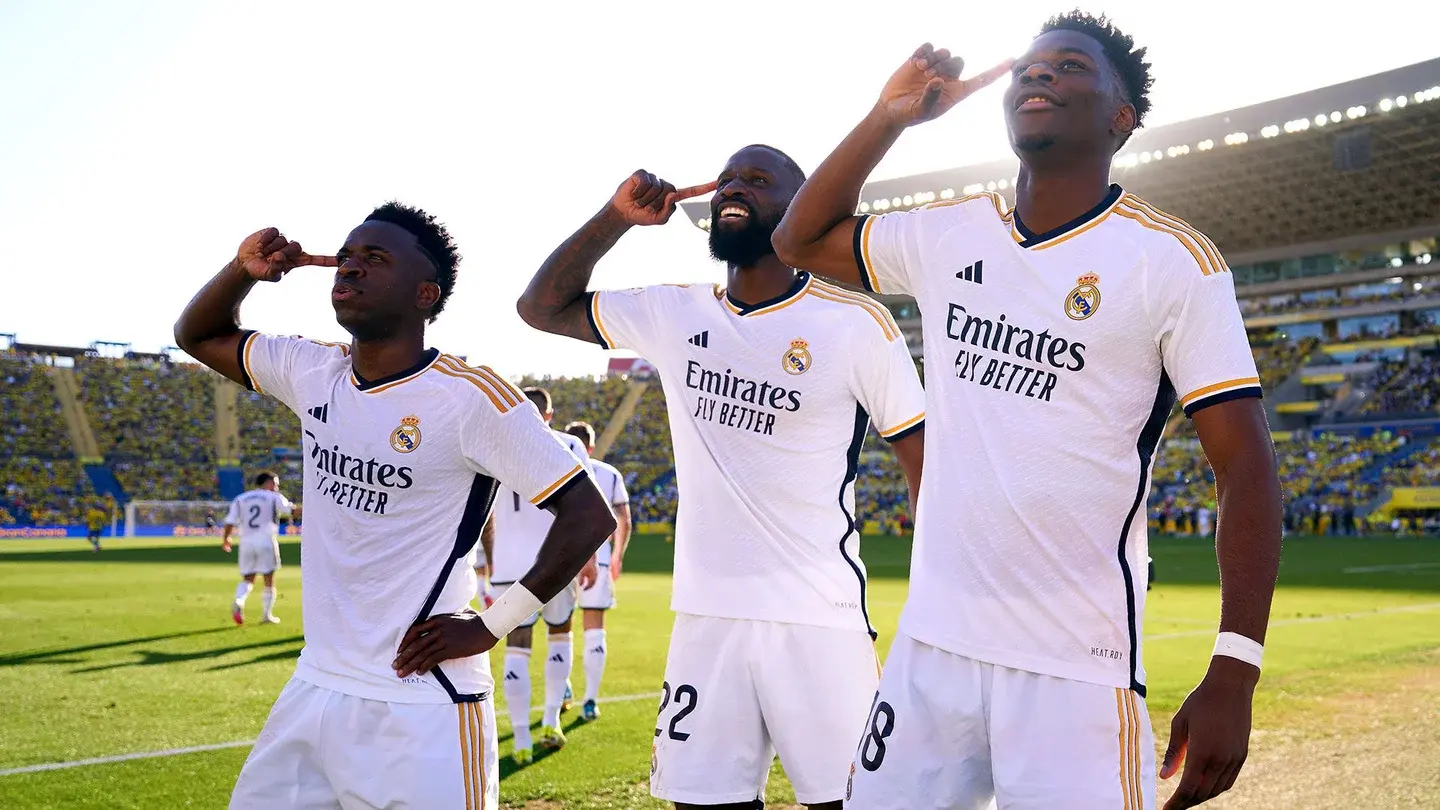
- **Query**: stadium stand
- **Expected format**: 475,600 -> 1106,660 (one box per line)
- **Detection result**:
75,356 -> 218,502
5,63 -> 1440,536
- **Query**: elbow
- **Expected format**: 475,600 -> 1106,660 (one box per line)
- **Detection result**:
515,295 -> 549,332
173,319 -> 195,354
770,226 -> 805,268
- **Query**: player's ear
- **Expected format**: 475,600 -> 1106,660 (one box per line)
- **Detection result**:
1112,101 -> 1136,143
416,280 -> 440,313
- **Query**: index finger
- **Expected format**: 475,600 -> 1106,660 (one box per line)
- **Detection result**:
966,58 -> 1016,91
297,254 -> 339,268
672,180 -> 718,201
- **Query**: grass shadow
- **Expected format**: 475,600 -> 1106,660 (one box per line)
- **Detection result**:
71,633 -> 304,673
497,714 -> 591,779
0,626 -> 233,667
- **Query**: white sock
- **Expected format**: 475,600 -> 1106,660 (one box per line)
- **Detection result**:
583,628 -> 607,703
262,587 -> 276,619
543,632 -> 573,728
503,649 -> 532,751
234,580 -> 253,606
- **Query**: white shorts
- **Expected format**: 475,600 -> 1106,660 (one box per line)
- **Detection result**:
238,540 -> 280,577
844,632 -> 1156,810
651,614 -> 880,805
231,678 -> 498,810
493,580 -> 577,628
578,565 -> 615,610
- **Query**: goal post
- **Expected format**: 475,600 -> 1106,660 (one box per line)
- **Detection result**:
124,500 -> 232,538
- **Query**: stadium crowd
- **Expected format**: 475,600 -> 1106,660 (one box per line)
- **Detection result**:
76,356 -> 219,501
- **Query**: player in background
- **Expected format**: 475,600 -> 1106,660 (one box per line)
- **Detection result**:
773,12 -> 1282,810
221,471 -> 293,625
519,145 -> 926,810
84,505 -> 105,552
483,386 -> 598,762
175,203 -> 615,810
563,420 -> 633,723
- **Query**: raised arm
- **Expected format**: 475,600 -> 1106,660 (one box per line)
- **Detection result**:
1160,397 -> 1281,809
173,228 -> 335,384
517,172 -> 716,343
773,44 -> 1011,285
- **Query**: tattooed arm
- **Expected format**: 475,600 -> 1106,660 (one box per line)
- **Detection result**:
517,170 -> 715,342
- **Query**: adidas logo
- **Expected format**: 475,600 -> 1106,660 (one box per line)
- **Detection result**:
589,645 -> 605,654
307,403 -> 329,423
549,653 -> 565,663
955,259 -> 984,284
504,671 -> 520,681
688,331 -> 709,348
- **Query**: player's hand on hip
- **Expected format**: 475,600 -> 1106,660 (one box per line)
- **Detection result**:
578,556 -> 599,590
876,44 -> 1013,128
234,227 -> 338,282
393,611 -> 499,678
1159,657 -> 1258,808
609,171 -> 716,227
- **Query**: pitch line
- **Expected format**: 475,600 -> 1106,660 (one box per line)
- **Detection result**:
1146,601 -> 1440,641
0,691 -> 662,777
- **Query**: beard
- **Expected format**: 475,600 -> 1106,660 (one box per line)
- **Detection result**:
1013,133 -> 1058,153
708,211 -> 781,267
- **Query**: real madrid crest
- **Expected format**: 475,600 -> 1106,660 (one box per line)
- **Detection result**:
782,338 -> 812,375
389,415 -> 422,454
1065,272 -> 1101,321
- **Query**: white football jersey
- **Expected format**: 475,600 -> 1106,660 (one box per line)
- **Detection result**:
855,187 -> 1261,694
489,430 -> 593,583
589,459 -> 629,566
240,333 -> 589,704
224,488 -> 293,546
587,273 -> 925,635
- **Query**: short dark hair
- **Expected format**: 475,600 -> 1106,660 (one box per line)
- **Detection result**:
364,201 -> 461,323
743,144 -> 807,185
564,421 -> 596,448
254,471 -> 276,487
1040,10 -> 1153,131
522,386 -> 552,414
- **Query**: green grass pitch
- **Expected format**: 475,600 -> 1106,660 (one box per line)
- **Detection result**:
1,534 -> 1438,808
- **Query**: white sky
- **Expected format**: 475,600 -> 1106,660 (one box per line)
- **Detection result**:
2,0 -> 1436,378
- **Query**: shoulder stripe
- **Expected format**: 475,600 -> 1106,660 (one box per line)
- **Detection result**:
438,356 -> 523,408
1113,206 -> 1215,276
432,363 -> 513,413
1122,195 -> 1229,274
306,339 -> 351,357
809,281 -> 900,340
812,276 -> 898,334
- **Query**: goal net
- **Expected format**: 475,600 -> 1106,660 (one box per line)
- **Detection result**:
124,500 -> 233,538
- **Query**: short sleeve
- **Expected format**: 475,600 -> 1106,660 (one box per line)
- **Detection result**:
586,287 -> 668,353
1150,252 -> 1262,416
223,500 -> 241,526
277,493 -> 294,519
853,213 -> 922,296
607,465 -> 630,506
238,331 -> 346,413
852,326 -> 926,442
461,394 -> 591,511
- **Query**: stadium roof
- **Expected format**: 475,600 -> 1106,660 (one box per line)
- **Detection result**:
681,58 -> 1440,268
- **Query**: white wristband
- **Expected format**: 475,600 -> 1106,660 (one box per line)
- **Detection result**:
1212,631 -> 1264,669
480,582 -> 542,639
